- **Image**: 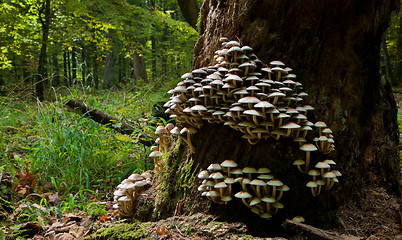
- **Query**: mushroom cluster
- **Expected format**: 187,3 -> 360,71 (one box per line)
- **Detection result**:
113,172 -> 153,217
164,38 -> 340,196
198,160 -> 288,220
149,122 -> 196,172
165,37 -> 330,148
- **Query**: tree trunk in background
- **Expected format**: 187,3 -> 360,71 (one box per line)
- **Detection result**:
103,50 -> 114,89
142,0 -> 400,235
177,0 -> 200,30
150,0 -> 157,80
67,49 -> 72,86
63,51 -> 68,86
71,47 -> 77,84
81,47 -> 86,86
35,0 -> 51,100
132,53 -> 148,83
93,50 -> 99,89
52,52 -> 60,87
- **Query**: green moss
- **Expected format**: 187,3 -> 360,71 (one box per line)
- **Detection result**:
84,222 -> 148,240
86,203 -> 107,217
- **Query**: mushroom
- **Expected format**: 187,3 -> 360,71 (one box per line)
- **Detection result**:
220,160 -> 238,177
299,143 -> 318,172
234,191 -> 252,208
180,127 -> 197,153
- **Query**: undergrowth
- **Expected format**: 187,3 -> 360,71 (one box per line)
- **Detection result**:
0,79 -> 173,220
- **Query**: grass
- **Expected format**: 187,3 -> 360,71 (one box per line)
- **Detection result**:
0,79 -> 174,219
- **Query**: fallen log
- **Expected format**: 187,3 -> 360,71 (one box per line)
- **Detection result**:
65,99 -> 153,146
282,219 -> 360,240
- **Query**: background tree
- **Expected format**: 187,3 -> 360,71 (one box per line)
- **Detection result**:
138,0 -> 400,235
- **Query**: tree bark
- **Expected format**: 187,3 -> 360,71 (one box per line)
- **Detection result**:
103,50 -> 114,89
63,51 -> 68,86
52,52 -> 60,87
177,0 -> 200,30
132,53 -> 148,83
35,0 -> 51,100
141,0 -> 400,234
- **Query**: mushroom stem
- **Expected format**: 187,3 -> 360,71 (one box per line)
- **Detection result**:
297,165 -> 306,174
241,198 -> 251,208
304,152 -> 311,172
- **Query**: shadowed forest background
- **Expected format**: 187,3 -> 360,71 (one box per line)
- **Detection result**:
0,0 -> 401,239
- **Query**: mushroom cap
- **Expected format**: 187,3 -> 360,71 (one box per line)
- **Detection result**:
293,159 -> 305,166
257,174 -> 274,180
279,185 -> 290,191
198,185 -> 208,192
118,196 -> 131,202
114,190 -> 126,197
207,163 -> 222,172
272,202 -> 284,209
128,173 -> 143,181
155,126 -> 167,135
210,172 -> 225,180
190,105 -> 208,111
261,196 -> 276,203
306,181 -> 318,188
149,151 -> 163,158
315,162 -> 331,169
257,167 -> 271,174
134,180 -> 149,187
230,168 -> 243,175
292,216 -> 305,223
242,166 -> 258,174
238,96 -> 261,104
280,122 -> 301,129
323,172 -> 336,179
221,196 -> 232,202
141,172 -> 153,179
198,170 -> 210,179
315,121 -> 327,128
206,190 -> 220,197
220,160 -> 238,168
250,179 -> 267,186
250,197 -> 262,206
267,179 -> 283,187
150,146 -> 159,152
308,169 -> 320,176
299,143 -> 318,152
214,181 -> 228,189
224,177 -> 235,184
234,191 -> 252,199
324,159 -> 336,165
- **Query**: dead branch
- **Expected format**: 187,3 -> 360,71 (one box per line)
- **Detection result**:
282,219 -> 359,240
65,99 -> 152,146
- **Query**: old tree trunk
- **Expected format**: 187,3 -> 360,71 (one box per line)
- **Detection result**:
134,0 -> 400,237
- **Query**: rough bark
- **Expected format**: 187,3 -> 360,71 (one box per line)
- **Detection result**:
177,0 -> 200,30
132,53 -> 148,83
35,0 -> 51,100
103,50 -> 114,89
381,32 -> 395,83
136,0 -> 400,236
394,7 -> 402,86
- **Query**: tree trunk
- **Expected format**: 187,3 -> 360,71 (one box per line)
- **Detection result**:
63,51 -> 68,86
132,53 -> 148,83
177,0 -> 200,30
139,0 -> 400,235
67,49 -> 72,86
81,47 -> 86,86
93,49 -> 99,89
52,52 -> 60,87
35,0 -> 51,100
72,47 -> 77,84
103,50 -> 114,89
